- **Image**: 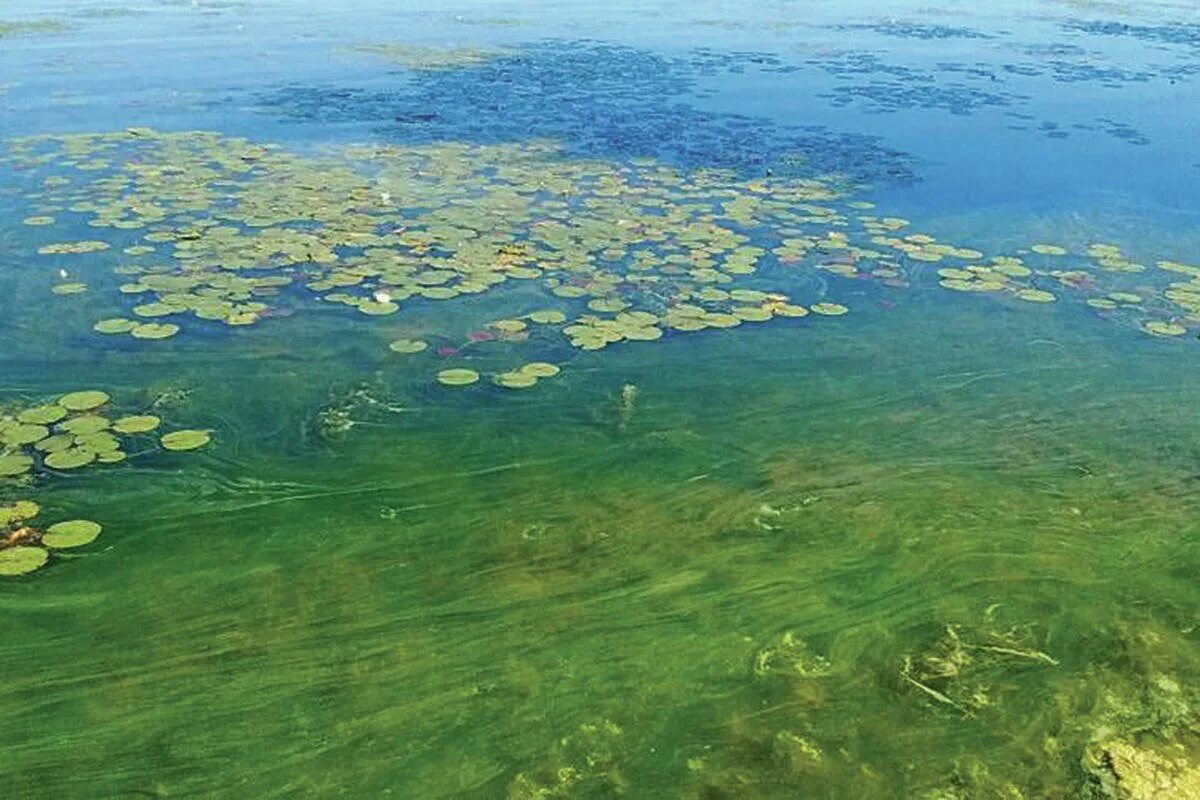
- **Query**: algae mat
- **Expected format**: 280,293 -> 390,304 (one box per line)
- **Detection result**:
2,0 -> 1200,798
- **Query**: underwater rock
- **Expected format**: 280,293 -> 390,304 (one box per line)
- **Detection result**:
1086,740 -> 1200,799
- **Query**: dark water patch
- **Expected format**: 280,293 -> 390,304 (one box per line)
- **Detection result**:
256,40 -> 920,185
831,21 -> 998,41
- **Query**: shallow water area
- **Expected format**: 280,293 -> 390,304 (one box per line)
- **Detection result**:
2,1 -> 1200,798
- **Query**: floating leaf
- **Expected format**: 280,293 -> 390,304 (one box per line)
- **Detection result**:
58,390 -> 109,411
160,429 -> 212,451
0,546 -> 48,576
94,318 -> 138,334
44,448 -> 97,470
436,368 -> 480,386
0,454 -> 34,477
18,405 -> 67,425
111,415 -> 161,434
388,338 -> 428,354
131,323 -> 180,339
810,302 -> 849,316
43,519 -> 102,549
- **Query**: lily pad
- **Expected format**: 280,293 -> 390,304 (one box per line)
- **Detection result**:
495,371 -> 538,389
0,454 -> 34,477
519,362 -> 561,378
44,448 -> 97,470
388,338 -> 428,354
58,390 -> 109,411
112,415 -> 161,434
94,318 -> 138,334
61,415 -> 109,435
160,429 -> 212,451
18,405 -> 67,425
0,546 -> 48,576
436,368 -> 480,386
0,500 -> 39,525
131,323 -> 180,339
43,519 -> 102,549
810,302 -> 849,316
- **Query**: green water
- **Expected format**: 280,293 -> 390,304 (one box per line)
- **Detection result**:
4,287 -> 1199,797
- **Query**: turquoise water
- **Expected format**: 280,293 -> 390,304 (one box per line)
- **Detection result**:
2,2 -> 1200,797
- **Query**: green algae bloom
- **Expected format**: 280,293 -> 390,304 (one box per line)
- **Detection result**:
436,368 -> 480,387
58,391 -> 109,411
42,519 -> 102,549
160,429 -> 212,451
0,546 -> 49,576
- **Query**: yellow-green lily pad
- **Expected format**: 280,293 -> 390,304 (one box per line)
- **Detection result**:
436,368 -> 480,386
161,429 -> 212,451
112,415 -> 161,434
58,390 -> 109,411
0,546 -> 49,576
131,323 -> 180,339
18,405 -> 67,425
0,454 -> 34,477
44,448 -> 97,470
388,338 -> 428,354
94,318 -> 138,334
42,519 -> 102,549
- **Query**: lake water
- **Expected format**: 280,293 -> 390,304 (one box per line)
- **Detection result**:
2,1 -> 1200,797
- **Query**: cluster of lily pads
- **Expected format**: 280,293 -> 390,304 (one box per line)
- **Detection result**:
0,389 -> 211,576
3,128 -> 1198,394
352,42 -> 512,70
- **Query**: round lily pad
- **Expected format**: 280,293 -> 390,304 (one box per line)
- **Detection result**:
161,429 -> 212,451
0,546 -> 48,576
44,448 -> 97,470
0,454 -> 34,477
519,362 -> 561,378
0,501 -> 39,525
35,433 -> 73,453
61,415 -> 109,435
112,415 -> 161,434
1144,321 -> 1186,337
58,390 -> 109,411
495,371 -> 538,389
94,318 -> 138,334
7,424 -> 50,445
43,519 -> 102,549
388,338 -> 428,354
1015,289 -> 1056,303
529,310 -> 566,324
810,303 -> 849,316
131,323 -> 180,339
51,283 -> 88,295
18,405 -> 67,425
436,368 -> 480,386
